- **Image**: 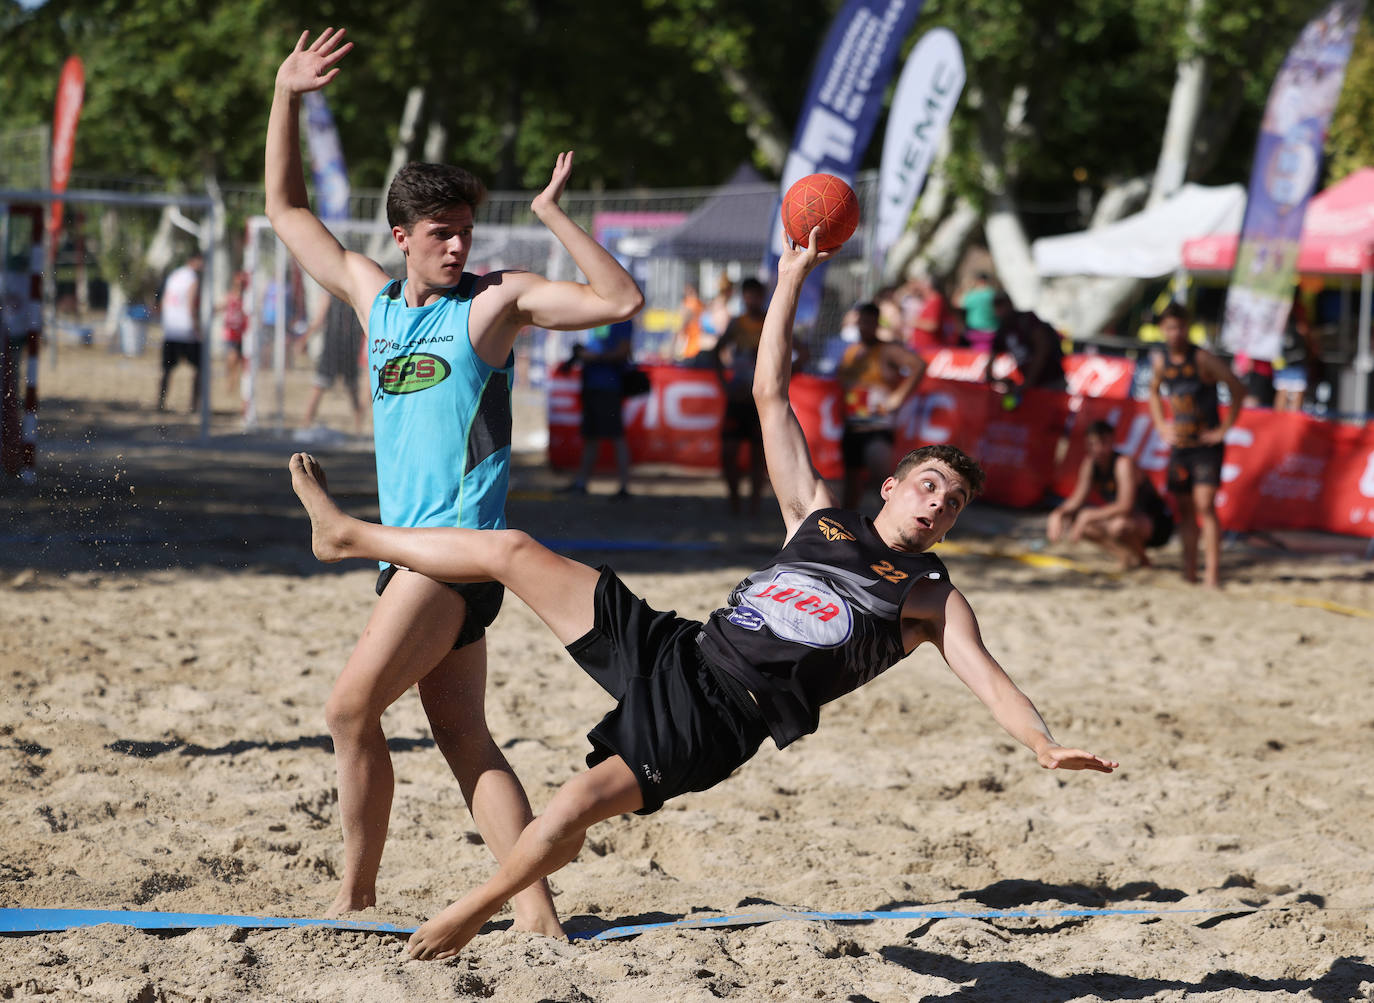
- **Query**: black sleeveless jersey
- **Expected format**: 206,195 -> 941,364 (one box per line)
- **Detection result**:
696,508 -> 949,749
1159,344 -> 1219,446
1091,452 -> 1167,518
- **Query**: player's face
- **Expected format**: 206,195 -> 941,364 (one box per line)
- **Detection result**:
1085,434 -> 1114,464
1161,316 -> 1187,349
878,461 -> 969,552
394,205 -> 475,286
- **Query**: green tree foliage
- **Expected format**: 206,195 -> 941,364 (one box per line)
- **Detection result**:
1327,15 -> 1374,182
919,0 -> 1333,235
0,0 -> 832,192
0,0 -> 1359,213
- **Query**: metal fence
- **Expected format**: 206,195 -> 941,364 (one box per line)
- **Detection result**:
67,168 -> 882,362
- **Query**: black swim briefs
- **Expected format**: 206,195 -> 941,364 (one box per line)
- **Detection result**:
375,565 -> 504,650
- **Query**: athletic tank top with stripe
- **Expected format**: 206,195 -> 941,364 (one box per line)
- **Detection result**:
1159,344 -> 1219,447
697,508 -> 948,749
368,276 -> 513,552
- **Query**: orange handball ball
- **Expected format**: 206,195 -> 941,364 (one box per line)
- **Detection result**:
781,173 -> 860,252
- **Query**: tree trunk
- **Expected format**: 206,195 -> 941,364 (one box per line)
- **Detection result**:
1150,0 -> 1209,204
976,84 -> 1040,307
716,61 -> 789,174
367,86 -> 425,259
1035,0 -> 1212,337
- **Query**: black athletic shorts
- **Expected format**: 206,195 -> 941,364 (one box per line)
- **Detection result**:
1167,443 -> 1225,493
580,388 -> 625,439
567,567 -> 768,815
161,340 -> 202,370
841,426 -> 894,471
375,565 -> 504,650
721,397 -> 763,444
1144,509 -> 1174,549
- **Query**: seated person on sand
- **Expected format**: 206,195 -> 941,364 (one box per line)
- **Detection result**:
1047,419 -> 1174,570
288,230 -> 1118,961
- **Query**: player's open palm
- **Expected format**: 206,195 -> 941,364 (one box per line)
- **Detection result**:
1037,745 -> 1118,773
276,28 -> 353,95
532,152 -> 575,214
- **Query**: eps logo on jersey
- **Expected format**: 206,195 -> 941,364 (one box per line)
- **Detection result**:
380,353 -> 451,394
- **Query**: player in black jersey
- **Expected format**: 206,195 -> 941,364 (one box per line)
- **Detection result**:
287,229 -> 1117,961
1048,419 -> 1173,569
1147,302 -> 1245,588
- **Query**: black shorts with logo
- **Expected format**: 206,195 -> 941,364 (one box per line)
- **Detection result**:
1167,443 -> 1225,493
375,565 -> 504,650
567,567 -> 768,815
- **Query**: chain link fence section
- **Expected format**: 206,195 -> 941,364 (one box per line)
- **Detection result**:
0,126 -> 51,191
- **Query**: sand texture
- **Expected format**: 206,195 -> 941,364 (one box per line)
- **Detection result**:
2,344 -> 1373,1001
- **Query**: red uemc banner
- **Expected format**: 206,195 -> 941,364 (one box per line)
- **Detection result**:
49,55 -> 85,239
548,363 -> 1374,537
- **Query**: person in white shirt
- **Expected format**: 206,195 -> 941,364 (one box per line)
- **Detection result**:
157,251 -> 204,413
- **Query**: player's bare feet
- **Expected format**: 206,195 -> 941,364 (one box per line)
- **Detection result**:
512,909 -> 565,941
288,452 -> 349,562
325,886 -> 376,918
406,897 -> 488,961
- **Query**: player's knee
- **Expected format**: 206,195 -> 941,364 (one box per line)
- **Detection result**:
324,686 -> 381,740
490,529 -> 538,576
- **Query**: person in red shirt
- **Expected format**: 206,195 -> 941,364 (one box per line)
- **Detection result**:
907,275 -> 960,355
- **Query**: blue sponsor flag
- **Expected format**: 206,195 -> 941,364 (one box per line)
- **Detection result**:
766,0 -> 929,323
1220,0 -> 1363,361
303,91 -> 351,222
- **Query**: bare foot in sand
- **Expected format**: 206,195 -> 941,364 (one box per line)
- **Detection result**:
325,886 -> 376,919
288,452 -> 349,562
512,909 -> 565,941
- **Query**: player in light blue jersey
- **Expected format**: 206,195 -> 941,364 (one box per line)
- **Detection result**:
266,28 -> 643,930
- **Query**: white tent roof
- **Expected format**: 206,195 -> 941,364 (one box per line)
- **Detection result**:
1032,183 -> 1246,279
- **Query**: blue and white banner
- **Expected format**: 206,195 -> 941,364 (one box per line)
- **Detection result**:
766,0 -> 929,320
303,91 -> 350,221
1219,0 -> 1362,360
875,28 -> 964,255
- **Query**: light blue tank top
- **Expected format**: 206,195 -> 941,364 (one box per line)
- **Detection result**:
368,277 -> 513,554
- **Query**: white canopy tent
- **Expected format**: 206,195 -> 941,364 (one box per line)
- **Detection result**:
1032,183 -> 1246,279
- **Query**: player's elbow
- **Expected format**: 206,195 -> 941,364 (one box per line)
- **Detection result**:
607,286 -> 645,323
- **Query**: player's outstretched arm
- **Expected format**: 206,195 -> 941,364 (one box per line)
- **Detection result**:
265,29 -> 387,311
755,230 -> 837,538
510,152 -> 644,331
934,586 -> 1118,774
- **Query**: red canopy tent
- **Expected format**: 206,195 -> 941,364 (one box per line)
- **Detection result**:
1181,168 -> 1374,416
1181,167 -> 1374,273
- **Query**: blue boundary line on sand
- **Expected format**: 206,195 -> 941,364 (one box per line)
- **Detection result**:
0,908 -> 415,936
0,904 -> 1271,940
571,905 -> 1266,941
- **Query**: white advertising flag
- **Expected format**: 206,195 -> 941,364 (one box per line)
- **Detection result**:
876,28 -> 965,253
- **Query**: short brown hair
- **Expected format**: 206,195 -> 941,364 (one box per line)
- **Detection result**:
386,162 -> 487,231
1157,301 -> 1190,325
892,444 -> 985,499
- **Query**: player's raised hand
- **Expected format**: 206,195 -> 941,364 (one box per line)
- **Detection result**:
1037,744 -> 1118,773
532,152 -> 574,216
779,226 -> 831,278
276,28 -> 353,95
